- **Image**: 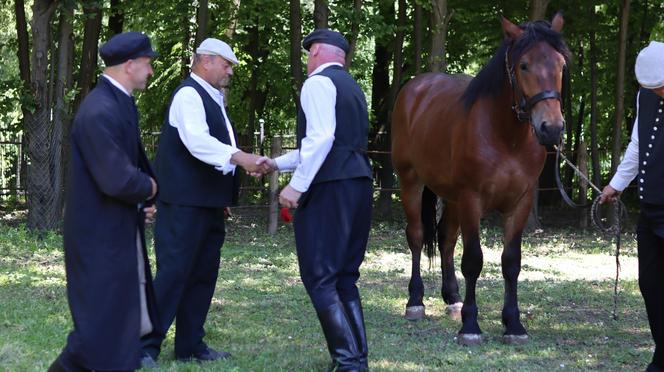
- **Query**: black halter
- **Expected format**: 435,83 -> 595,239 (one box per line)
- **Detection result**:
505,47 -> 562,123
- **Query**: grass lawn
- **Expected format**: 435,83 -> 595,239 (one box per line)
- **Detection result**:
0,210 -> 654,371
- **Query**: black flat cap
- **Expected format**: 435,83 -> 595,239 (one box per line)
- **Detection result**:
100,31 -> 158,66
302,29 -> 350,54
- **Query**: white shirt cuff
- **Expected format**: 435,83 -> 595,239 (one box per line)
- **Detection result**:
289,174 -> 310,193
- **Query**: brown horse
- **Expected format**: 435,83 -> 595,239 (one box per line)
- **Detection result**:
391,14 -> 569,345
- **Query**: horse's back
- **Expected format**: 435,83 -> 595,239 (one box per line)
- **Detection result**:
392,73 -> 471,171
393,72 -> 471,132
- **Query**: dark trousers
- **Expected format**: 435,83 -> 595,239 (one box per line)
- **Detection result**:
142,201 -> 226,358
294,178 -> 372,311
638,207 -> 664,368
54,349 -> 132,372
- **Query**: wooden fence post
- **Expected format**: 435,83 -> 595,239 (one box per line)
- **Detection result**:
267,136 -> 282,234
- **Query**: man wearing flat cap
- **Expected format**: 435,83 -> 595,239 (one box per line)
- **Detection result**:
49,31 -> 160,371
601,40 -> 664,372
140,37 -> 265,366
256,28 -> 372,371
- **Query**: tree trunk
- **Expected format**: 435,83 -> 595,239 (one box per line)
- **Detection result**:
564,45 -> 584,186
578,138 -> 589,228
225,0 -> 242,39
73,0 -> 102,113
529,0 -> 551,20
589,5 -> 600,192
413,1 -> 423,74
370,0 -> 394,218
244,23 -> 269,141
52,4 -> 74,226
429,0 -> 451,72
107,0 -> 124,37
314,0 -> 328,29
26,0 -> 58,231
345,0 -> 362,68
612,0 -> 631,174
289,0 -> 304,113
15,0 -> 30,92
181,4 -> 192,78
194,0 -> 209,48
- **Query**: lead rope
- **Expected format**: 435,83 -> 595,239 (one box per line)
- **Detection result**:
555,144 -> 625,320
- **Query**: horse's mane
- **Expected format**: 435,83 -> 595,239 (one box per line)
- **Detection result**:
461,19 -> 571,111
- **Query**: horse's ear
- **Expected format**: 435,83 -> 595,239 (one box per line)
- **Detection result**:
501,16 -> 523,40
551,11 -> 564,33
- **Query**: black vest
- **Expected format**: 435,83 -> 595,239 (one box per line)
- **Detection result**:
637,88 -> 664,205
296,65 -> 372,185
154,76 -> 239,207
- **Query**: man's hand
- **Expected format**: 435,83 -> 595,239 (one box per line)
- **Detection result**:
144,205 -> 157,224
247,156 -> 278,177
149,177 -> 158,199
279,185 -> 302,209
231,151 -> 268,174
599,185 -> 621,204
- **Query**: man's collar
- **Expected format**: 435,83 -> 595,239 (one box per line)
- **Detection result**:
102,74 -> 131,96
309,62 -> 343,76
190,72 -> 223,97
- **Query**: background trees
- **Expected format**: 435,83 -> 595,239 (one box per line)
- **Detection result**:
2,0 -> 663,231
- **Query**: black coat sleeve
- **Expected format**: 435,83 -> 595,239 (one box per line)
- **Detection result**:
74,104 -> 153,205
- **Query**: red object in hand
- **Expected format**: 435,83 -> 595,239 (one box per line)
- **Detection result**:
280,207 -> 293,223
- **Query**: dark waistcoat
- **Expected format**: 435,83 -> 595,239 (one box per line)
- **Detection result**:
637,87 -> 664,205
154,77 -> 239,208
296,65 -> 372,185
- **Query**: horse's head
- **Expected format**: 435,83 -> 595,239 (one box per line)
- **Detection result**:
502,13 -> 569,146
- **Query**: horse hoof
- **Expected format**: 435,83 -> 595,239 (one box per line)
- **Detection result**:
405,305 -> 425,321
502,334 -> 529,345
457,333 -> 483,346
445,302 -> 463,321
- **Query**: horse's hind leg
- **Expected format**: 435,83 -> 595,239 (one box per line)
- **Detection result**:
438,202 -> 463,319
501,196 -> 532,344
398,170 -> 426,320
457,196 -> 484,345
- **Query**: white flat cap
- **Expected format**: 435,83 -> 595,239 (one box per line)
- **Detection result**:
635,41 -> 664,89
196,38 -> 238,65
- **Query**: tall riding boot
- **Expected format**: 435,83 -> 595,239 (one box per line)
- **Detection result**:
343,299 -> 368,371
317,302 -> 362,372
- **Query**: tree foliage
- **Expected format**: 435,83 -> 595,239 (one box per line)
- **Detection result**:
2,0 -> 664,230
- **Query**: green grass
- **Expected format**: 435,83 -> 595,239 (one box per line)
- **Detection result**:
0,213 -> 653,371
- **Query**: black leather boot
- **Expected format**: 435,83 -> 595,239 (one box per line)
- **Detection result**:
317,302 -> 361,372
343,299 -> 368,371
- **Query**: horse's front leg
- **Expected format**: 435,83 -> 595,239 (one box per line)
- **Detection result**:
457,196 -> 484,345
399,176 -> 426,320
500,193 -> 533,344
438,202 -> 463,319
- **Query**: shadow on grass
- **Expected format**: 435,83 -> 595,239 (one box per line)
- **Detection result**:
0,220 -> 653,371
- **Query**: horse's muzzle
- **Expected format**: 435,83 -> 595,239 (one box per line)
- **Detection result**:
535,120 -> 564,146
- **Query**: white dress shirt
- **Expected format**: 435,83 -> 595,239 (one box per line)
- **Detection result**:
169,73 -> 239,175
103,74 -> 130,97
274,62 -> 341,192
609,91 -> 641,191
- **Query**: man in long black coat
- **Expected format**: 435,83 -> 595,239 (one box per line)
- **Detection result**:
49,32 -> 161,372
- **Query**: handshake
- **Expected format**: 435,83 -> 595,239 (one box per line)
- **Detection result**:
230,151 -> 277,177
230,150 -> 302,208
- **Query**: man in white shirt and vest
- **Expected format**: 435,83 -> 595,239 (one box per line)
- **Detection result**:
601,41 -> 664,372
141,38 -> 265,366
258,29 -> 373,371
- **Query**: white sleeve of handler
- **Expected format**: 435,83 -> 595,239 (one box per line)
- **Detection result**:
609,92 -> 641,192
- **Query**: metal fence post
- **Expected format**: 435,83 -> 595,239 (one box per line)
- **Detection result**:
268,136 -> 282,234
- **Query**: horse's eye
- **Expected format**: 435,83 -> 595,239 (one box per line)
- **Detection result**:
520,63 -> 528,71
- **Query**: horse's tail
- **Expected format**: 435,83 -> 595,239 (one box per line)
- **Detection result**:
421,186 -> 438,262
